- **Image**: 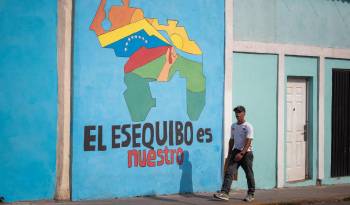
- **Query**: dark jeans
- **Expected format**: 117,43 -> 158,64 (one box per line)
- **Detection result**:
221,149 -> 255,195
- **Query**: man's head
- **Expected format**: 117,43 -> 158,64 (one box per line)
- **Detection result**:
233,105 -> 246,124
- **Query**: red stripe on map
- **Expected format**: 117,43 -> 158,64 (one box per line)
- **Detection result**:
124,46 -> 171,73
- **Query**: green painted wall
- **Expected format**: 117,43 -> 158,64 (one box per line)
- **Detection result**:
234,0 -> 350,49
232,53 -> 277,189
284,56 -> 318,187
323,59 -> 350,185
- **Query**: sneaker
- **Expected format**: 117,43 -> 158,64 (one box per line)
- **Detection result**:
244,193 -> 255,202
213,192 -> 229,201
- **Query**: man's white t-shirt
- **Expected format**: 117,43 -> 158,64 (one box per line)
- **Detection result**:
230,122 -> 254,152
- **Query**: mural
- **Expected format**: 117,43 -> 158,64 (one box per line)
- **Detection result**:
72,0 -> 224,200
90,0 -> 205,122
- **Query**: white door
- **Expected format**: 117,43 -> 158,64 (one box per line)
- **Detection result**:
286,78 -> 308,182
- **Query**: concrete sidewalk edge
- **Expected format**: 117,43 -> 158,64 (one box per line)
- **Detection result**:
255,196 -> 350,205
4,195 -> 350,205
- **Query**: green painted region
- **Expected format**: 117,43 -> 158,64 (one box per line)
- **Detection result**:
187,90 -> 205,120
171,56 -> 205,93
132,55 -> 205,93
132,56 -> 166,79
128,54 -> 206,121
123,72 -> 156,122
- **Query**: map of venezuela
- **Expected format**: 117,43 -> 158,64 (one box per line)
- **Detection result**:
90,0 -> 206,122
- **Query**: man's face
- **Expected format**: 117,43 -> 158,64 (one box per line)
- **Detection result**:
235,111 -> 245,124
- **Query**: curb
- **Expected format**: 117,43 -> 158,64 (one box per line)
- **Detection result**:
256,196 -> 350,205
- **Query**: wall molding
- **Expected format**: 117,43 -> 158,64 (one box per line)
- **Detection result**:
233,41 -> 350,59
56,0 -> 73,200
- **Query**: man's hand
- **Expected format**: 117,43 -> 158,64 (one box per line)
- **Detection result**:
234,152 -> 245,162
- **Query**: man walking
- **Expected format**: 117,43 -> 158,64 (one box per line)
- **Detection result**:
214,105 -> 255,202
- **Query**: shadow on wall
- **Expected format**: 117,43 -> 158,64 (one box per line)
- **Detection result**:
179,151 -> 193,194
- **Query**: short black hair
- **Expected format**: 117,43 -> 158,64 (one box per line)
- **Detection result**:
233,105 -> 246,113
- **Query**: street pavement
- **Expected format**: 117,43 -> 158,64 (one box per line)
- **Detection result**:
312,202 -> 350,205
4,184 -> 350,205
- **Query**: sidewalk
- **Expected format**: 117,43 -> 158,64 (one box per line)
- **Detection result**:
6,184 -> 350,205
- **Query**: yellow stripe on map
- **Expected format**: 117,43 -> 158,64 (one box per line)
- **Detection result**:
98,19 -> 170,47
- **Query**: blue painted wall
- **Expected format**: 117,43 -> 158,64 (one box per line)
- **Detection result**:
284,56 -> 318,187
0,0 -> 57,202
72,0 -> 224,200
323,59 -> 350,185
232,53 -> 278,189
234,0 -> 350,49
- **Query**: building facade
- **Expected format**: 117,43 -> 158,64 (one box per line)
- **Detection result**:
227,0 -> 350,189
0,0 -> 349,202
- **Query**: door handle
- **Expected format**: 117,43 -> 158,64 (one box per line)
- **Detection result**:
303,123 -> 308,141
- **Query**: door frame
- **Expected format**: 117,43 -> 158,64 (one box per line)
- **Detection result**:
286,77 -> 311,182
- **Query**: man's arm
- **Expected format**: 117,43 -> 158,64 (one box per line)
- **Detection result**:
241,138 -> 252,155
234,138 -> 251,161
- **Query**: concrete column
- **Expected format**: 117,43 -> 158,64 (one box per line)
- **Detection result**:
317,56 -> 325,181
277,53 -> 285,188
224,0 -> 234,171
55,0 -> 73,200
